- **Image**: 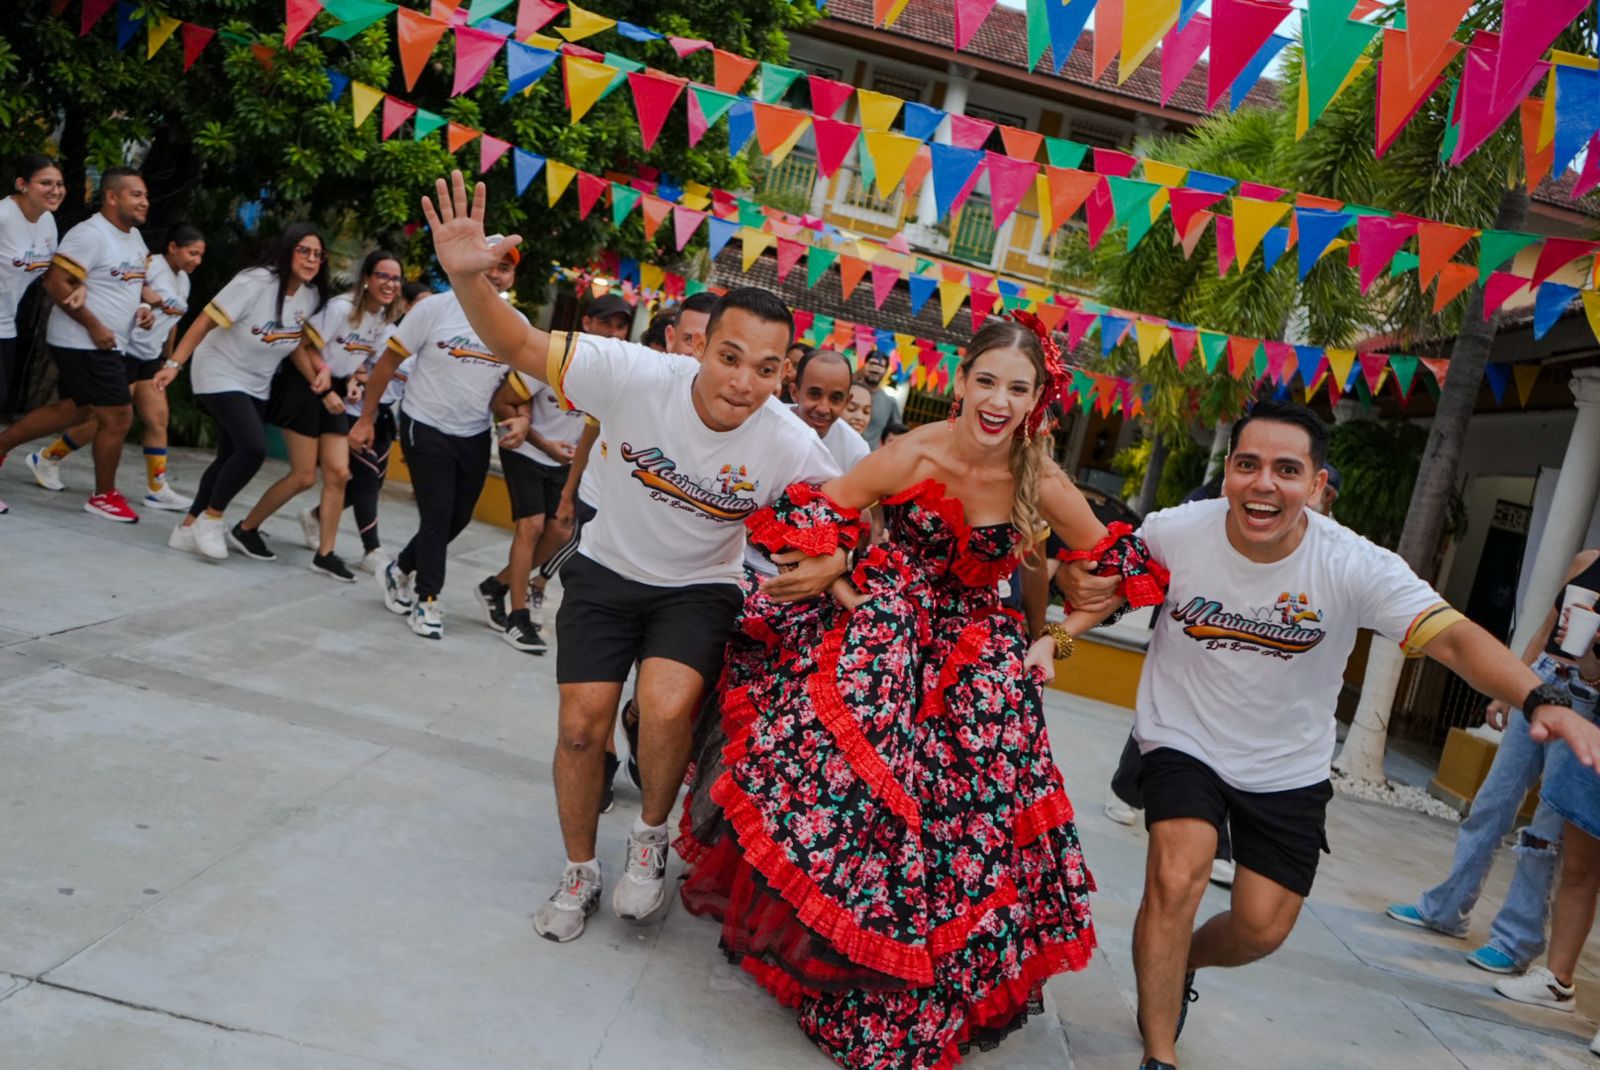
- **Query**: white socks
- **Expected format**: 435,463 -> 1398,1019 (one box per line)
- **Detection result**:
632,817 -> 668,839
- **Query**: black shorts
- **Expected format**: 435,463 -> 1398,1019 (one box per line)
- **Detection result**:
1139,747 -> 1332,897
500,449 -> 569,521
54,346 -> 131,407
555,553 -> 743,685
124,356 -> 158,384
267,369 -> 348,438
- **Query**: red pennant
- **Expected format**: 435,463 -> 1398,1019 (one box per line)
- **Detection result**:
1356,216 -> 1419,294
1531,237 -> 1600,287
1238,182 -> 1285,201
381,97 -> 417,140
480,135 -> 511,172
871,264 -> 901,310
628,71 -> 686,152
452,25 -> 504,96
1420,357 -> 1450,390
1092,148 -> 1138,177
668,36 -> 710,58
985,152 -> 1039,228
516,0 -> 566,37
814,118 -> 862,178
970,288 -> 999,331
673,207 -> 707,251
776,238 -> 806,282
80,0 -> 116,36
1359,354 -> 1388,394
1169,188 -> 1225,237
948,114 -> 995,150
1084,180 -> 1115,246
1482,271 -> 1530,320
712,49 -> 758,95
576,172 -> 607,220
250,44 -> 276,71
808,75 -> 855,120
1178,211 -> 1215,258
285,0 -> 322,50
1207,0 -> 1293,109
397,8 -> 451,92
180,23 -> 215,72
839,256 -> 868,301
1171,327 -> 1197,368
640,196 -> 672,242
1215,216 -> 1237,276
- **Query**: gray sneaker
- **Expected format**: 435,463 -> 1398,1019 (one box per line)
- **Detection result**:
533,864 -> 602,943
612,826 -> 669,922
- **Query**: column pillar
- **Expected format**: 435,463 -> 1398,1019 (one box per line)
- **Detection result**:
1507,368 -> 1600,658
1202,419 -> 1232,481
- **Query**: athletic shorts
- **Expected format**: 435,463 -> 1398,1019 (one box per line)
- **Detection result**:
124,356 -> 158,384
54,346 -> 131,407
1139,747 -> 1332,897
268,369 -> 348,438
500,449 -> 569,521
555,553 -> 743,686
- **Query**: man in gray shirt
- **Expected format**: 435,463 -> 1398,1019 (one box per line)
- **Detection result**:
854,348 -> 899,449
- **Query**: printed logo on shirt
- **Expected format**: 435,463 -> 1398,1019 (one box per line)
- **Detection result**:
1170,591 -> 1326,658
334,332 -> 378,358
109,260 -> 147,284
251,319 -> 304,346
620,443 -> 759,521
434,336 -> 501,365
11,251 -> 51,274
157,297 -> 187,317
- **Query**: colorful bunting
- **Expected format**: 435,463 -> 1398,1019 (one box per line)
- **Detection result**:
628,71 -> 685,151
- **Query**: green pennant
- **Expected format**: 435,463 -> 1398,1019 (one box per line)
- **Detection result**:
685,278 -> 707,296
611,183 -> 642,227
690,85 -> 739,127
1199,331 -> 1229,373
1001,294 -> 1029,311
915,257 -> 935,273
412,109 -> 447,141
1439,77 -> 1462,164
1045,137 -> 1090,169
602,53 -> 644,100
466,0 -> 516,24
1389,250 -> 1420,276
319,0 -> 396,39
1302,0 -> 1380,129
1025,0 -> 1050,71
812,313 -> 835,340
1479,229 -> 1539,283
1252,344 -> 1269,381
758,63 -> 804,104
1343,204 -> 1392,218
1107,177 -> 1161,226
807,246 -> 839,288
1389,354 -> 1420,396
737,198 -> 766,228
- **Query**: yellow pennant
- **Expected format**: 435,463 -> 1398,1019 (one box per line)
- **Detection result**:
1324,347 -> 1357,391
546,160 -> 577,206
523,32 -> 563,50
1513,364 -> 1540,407
1134,320 -> 1171,366
864,131 -> 921,197
883,0 -> 912,24
855,89 -> 903,132
1120,0 -> 1179,84
1149,186 -> 1170,221
893,332 -> 917,359
563,56 -> 616,124
1582,291 -> 1600,344
739,228 -> 775,272
937,279 -> 970,327
768,117 -> 812,169
350,83 -> 384,129
1142,159 -> 1188,187
558,3 -> 616,41
147,15 -> 181,59
1035,173 -> 1054,233
680,192 -> 711,211
1231,197 -> 1291,271
640,263 -> 664,290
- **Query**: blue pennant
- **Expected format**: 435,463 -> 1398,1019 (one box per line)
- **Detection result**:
1232,34 -> 1291,109
930,143 -> 985,221
1260,226 -> 1290,272
707,216 -> 739,260
903,102 -> 946,142
1484,362 -> 1512,404
325,68 -> 351,104
726,98 -> 755,156
1296,208 -> 1353,282
907,273 -> 937,315
1293,345 -> 1324,386
503,42 -> 559,100
1185,171 -> 1236,195
615,21 -> 663,42
115,2 -> 141,49
1533,282 -> 1579,340
1099,314 -> 1130,356
1046,0 -> 1098,74
1553,65 -> 1600,176
513,149 -> 545,196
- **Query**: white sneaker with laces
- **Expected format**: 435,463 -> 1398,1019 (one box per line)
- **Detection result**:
26,451 -> 64,492
532,864 -> 602,943
298,507 -> 320,550
143,484 -> 193,510
359,546 -> 393,574
613,825 -> 669,921
1104,799 -> 1141,826
167,520 -> 198,554
190,515 -> 229,560
409,598 -> 443,639
378,561 -> 414,615
1495,966 -> 1576,1012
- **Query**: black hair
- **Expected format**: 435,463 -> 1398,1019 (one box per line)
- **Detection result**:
787,341 -> 814,359
13,154 -> 61,187
254,222 -> 330,319
349,248 -> 404,325
862,348 -> 890,367
401,281 -> 432,304
705,286 -> 794,348
164,222 -> 204,249
679,291 -> 720,317
98,165 -> 142,196
1229,399 -> 1329,470
794,347 -> 849,388
879,419 -> 909,446
641,309 -> 677,350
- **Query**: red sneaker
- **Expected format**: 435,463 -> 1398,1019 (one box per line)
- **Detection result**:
85,490 -> 139,523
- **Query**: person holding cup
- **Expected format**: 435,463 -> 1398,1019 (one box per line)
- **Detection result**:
1385,549 -> 1600,978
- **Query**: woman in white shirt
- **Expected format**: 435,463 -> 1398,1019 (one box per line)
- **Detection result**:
0,155 -> 65,420
152,224 -> 330,561
237,249 -> 405,582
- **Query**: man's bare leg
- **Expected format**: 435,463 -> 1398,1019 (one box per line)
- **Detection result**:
1133,818 -> 1215,1066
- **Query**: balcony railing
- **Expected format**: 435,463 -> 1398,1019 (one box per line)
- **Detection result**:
760,150 -> 820,213
949,199 -> 997,264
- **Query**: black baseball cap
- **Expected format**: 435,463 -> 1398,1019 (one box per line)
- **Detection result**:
584,293 -> 632,324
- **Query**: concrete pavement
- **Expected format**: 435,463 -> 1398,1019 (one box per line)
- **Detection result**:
0,446 -> 1594,1070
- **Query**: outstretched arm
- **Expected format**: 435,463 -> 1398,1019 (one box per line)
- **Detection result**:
421,171 -> 552,381
1037,463 -> 1123,634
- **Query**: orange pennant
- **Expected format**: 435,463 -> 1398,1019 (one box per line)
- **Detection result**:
1227,336 -> 1257,379
1045,168 -> 1102,229
1520,97 -> 1554,191
712,49 -> 758,95
1416,222 -> 1476,289
396,7 -> 450,92
998,125 -> 1044,162
446,122 -> 481,153
640,195 -> 673,242
751,102 -> 810,156
839,255 -> 869,301
1432,262 -> 1477,312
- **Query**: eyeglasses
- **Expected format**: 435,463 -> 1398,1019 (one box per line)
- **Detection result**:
294,245 -> 324,261
370,270 -> 402,284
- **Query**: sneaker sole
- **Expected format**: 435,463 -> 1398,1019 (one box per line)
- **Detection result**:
534,896 -> 600,944
1495,987 -> 1576,1012
1385,906 -> 1466,937
475,590 -> 506,630
26,455 -> 64,492
1466,953 -> 1518,975
500,629 -> 547,654
613,880 -> 668,923
225,530 -> 275,560
409,624 -> 442,640
143,497 -> 192,511
310,563 -> 357,583
84,503 -> 138,523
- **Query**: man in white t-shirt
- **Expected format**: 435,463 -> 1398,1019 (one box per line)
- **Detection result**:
1058,401 -> 1600,1070
0,168 -> 156,523
419,168 -> 850,946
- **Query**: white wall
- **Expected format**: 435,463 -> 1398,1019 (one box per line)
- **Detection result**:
1441,474 -> 1535,607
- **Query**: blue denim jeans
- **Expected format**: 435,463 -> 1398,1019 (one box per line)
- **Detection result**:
1542,703 -> 1600,840
1414,654 -> 1598,968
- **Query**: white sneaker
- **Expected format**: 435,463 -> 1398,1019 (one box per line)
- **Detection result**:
143,484 -> 193,511
358,546 -> 393,574
1210,858 -> 1236,888
1589,1025 -> 1598,1056
167,519 -> 198,554
409,597 -> 442,639
1495,966 -> 1576,1012
297,506 -> 320,551
378,561 -> 414,615
532,864 -> 602,943
612,826 -> 669,922
1104,799 -> 1141,826
189,515 -> 229,561
25,451 -> 64,492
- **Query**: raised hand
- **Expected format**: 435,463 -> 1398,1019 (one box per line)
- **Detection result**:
420,171 -> 523,280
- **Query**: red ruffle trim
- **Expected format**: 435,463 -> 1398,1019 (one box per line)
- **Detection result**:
740,955 -> 814,1009
1053,521 -> 1169,610
882,479 -> 1019,590
1014,789 -> 1075,848
918,617 -> 993,723
746,483 -> 865,559
928,879 -> 1019,957
930,933 -> 1098,1070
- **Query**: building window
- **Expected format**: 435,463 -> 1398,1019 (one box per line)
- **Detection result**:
949,197 -> 996,264
1066,118 -> 1129,149
843,168 -> 902,217
761,148 -> 819,213
871,69 -> 928,104
783,57 -> 843,110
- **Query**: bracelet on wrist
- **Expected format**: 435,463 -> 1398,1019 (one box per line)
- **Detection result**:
1044,622 -> 1075,661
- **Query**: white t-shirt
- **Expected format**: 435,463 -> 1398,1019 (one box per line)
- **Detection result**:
124,254 -> 190,361
510,372 -> 588,465
820,415 -> 870,472
552,331 -> 840,587
1134,499 -> 1460,792
190,268 -> 323,399
311,295 -> 398,380
45,213 -> 148,351
0,199 -> 56,338
390,290 -> 518,437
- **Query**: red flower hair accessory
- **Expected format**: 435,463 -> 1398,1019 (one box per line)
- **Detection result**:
1009,309 -> 1069,438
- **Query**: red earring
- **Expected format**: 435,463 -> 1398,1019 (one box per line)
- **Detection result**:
947,397 -> 962,428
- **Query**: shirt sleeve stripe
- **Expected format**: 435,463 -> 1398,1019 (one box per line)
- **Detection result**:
547,330 -> 578,411
52,253 -> 87,280
301,320 -> 325,350
1401,603 -> 1466,655
507,371 -> 532,401
203,301 -> 233,330
386,336 -> 411,358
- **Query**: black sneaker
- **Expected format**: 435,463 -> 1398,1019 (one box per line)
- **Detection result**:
1176,969 -> 1197,1040
310,551 -> 357,583
622,698 -> 642,788
475,575 -> 508,630
1138,1061 -> 1177,1070
227,522 -> 276,561
600,752 -> 620,814
502,609 -> 547,654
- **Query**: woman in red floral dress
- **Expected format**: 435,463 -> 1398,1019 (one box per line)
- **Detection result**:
677,316 -> 1166,1070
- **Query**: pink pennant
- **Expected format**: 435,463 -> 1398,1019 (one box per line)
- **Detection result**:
1084,179 -> 1115,247
1531,238 -> 1600,287
1171,326 -> 1197,368
686,90 -> 712,147
1170,188 -> 1225,236
1178,211 -> 1215,258
1215,216 -> 1237,276
1577,134 -> 1600,199
452,25 -> 505,96
668,36 -> 711,58
1493,0 -> 1586,102
884,231 -> 911,254
871,264 -> 901,309
1066,310 -> 1098,352
954,0 -> 999,50
1356,216 -> 1419,294
673,207 -> 707,251
1238,182 -> 1285,201
985,152 -> 1040,229
948,113 -> 996,150
381,97 -> 417,140
1265,341 -> 1295,384
1482,271 -> 1531,320
480,134 -> 511,171
1207,0 -> 1293,110
517,0 -> 566,38
1451,30 -> 1549,165
285,0 -> 322,50
1160,13 -> 1210,107
776,239 -> 805,282
808,76 -> 856,121
812,117 -> 862,178
1092,148 -> 1137,177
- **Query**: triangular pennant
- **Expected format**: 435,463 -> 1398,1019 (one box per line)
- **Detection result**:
1160,11 -> 1210,105
806,246 -> 839,289
381,96 -> 417,139
1432,262 -> 1477,312
1324,347 -> 1357,390
1531,237 -> 1600,287
1479,230 -> 1538,283
1420,357 -> 1450,390
839,255 -> 869,301
903,102 -> 946,143
1356,215 -> 1419,294
1214,216 -> 1236,275
180,23 -> 215,71
1482,271 -> 1531,320
573,172 -> 605,220
1232,197 -> 1290,270
776,238 -> 806,282
558,2 -> 614,41
1227,336 -> 1258,379
1512,363 -> 1540,407
987,152 -> 1041,228
610,183 -> 642,226
503,40 -> 559,98
752,102 -> 811,156
546,159 -> 577,205
563,55 -> 615,123
673,207 -> 707,250
517,0 -> 567,37
932,145 -> 988,221
1093,0 -> 1123,81
1533,281 -> 1578,340
396,9 -> 452,91
446,121 -> 481,153
757,63 -> 804,105
871,264 -> 902,309
1293,345 -> 1325,386
512,148 -> 545,196
147,14 -> 181,58
863,132 -> 922,196
478,134 -> 512,171
1122,0 -> 1180,83
813,117 -> 862,178
80,0 -> 116,36
998,126 -> 1045,162
1358,353 -> 1389,394
725,98 -> 756,155
855,89 -> 904,133
1553,64 -> 1600,175
1483,362 -> 1513,405
1302,0 -> 1380,127
1376,27 -> 1460,157
1404,0 -> 1472,74
908,273 -> 937,315
1260,226 -> 1290,272
1169,187 -> 1224,236
350,82 -> 385,128
1178,211 -> 1215,257
808,75 -> 856,120
285,0 -> 322,49
412,108 -> 447,140
740,228 -> 775,272
970,289 -> 1000,331
712,49 -> 758,95
1416,221 -> 1476,288
1208,0 -> 1293,110
640,196 -> 672,241
938,279 -> 970,327
451,25 -> 505,95
1135,320 -> 1172,366
1388,354 -> 1420,397
628,71 -> 686,151
954,0 -> 1000,50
